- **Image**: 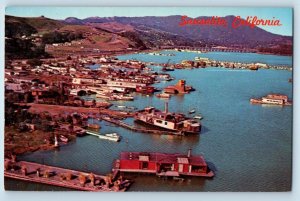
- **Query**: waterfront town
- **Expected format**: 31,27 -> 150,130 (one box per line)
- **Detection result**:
4,10 -> 293,192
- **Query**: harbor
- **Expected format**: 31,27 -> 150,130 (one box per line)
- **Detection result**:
5,60 -> 292,191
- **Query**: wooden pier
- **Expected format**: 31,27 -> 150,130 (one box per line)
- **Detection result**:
4,159 -> 132,192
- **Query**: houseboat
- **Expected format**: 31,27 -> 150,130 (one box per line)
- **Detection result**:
250,94 -> 292,106
112,150 -> 214,178
134,102 -> 201,134
136,86 -> 155,94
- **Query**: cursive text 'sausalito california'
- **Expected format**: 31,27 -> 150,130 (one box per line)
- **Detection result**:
179,15 -> 282,28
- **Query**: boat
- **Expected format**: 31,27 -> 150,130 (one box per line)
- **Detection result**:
59,135 -> 69,143
112,94 -> 134,101
76,129 -> 86,137
162,66 -> 175,71
250,94 -> 292,106
134,102 -> 201,134
113,149 -> 214,178
136,86 -> 155,94
96,92 -> 115,100
249,65 -> 259,70
156,93 -> 171,99
157,74 -> 174,82
193,115 -> 203,120
99,133 -> 121,142
189,109 -> 196,114
117,105 -> 126,108
86,130 -> 121,142
96,92 -> 134,101
87,123 -> 101,130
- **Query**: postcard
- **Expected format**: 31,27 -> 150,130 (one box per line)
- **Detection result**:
4,7 -> 293,192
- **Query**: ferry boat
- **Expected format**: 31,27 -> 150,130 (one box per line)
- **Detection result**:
113,149 -> 214,178
134,102 -> 201,134
250,94 -> 292,105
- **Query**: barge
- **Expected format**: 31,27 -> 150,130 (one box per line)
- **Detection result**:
250,94 -> 292,106
113,150 -> 214,178
134,102 -> 201,134
5,159 -> 132,191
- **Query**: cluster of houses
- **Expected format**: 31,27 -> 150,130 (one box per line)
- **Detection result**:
5,54 -> 170,105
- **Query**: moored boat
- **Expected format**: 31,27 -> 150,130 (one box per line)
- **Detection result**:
87,123 -> 101,130
113,149 -> 214,178
250,94 -> 292,106
134,102 -> 201,134
136,86 -> 155,94
59,135 -> 69,143
99,133 -> 121,142
156,93 -> 171,99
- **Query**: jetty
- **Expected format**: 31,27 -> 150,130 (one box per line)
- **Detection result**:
4,159 -> 132,192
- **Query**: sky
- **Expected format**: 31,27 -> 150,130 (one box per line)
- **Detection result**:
5,7 -> 293,36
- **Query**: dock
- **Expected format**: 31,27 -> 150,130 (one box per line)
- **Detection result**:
4,159 -> 132,192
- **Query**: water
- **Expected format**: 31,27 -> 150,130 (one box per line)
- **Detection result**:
5,52 -> 292,192
118,50 -> 292,67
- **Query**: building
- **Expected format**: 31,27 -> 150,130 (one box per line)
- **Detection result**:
164,80 -> 194,94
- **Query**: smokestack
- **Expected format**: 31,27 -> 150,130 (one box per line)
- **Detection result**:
187,148 -> 192,157
164,101 -> 169,113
